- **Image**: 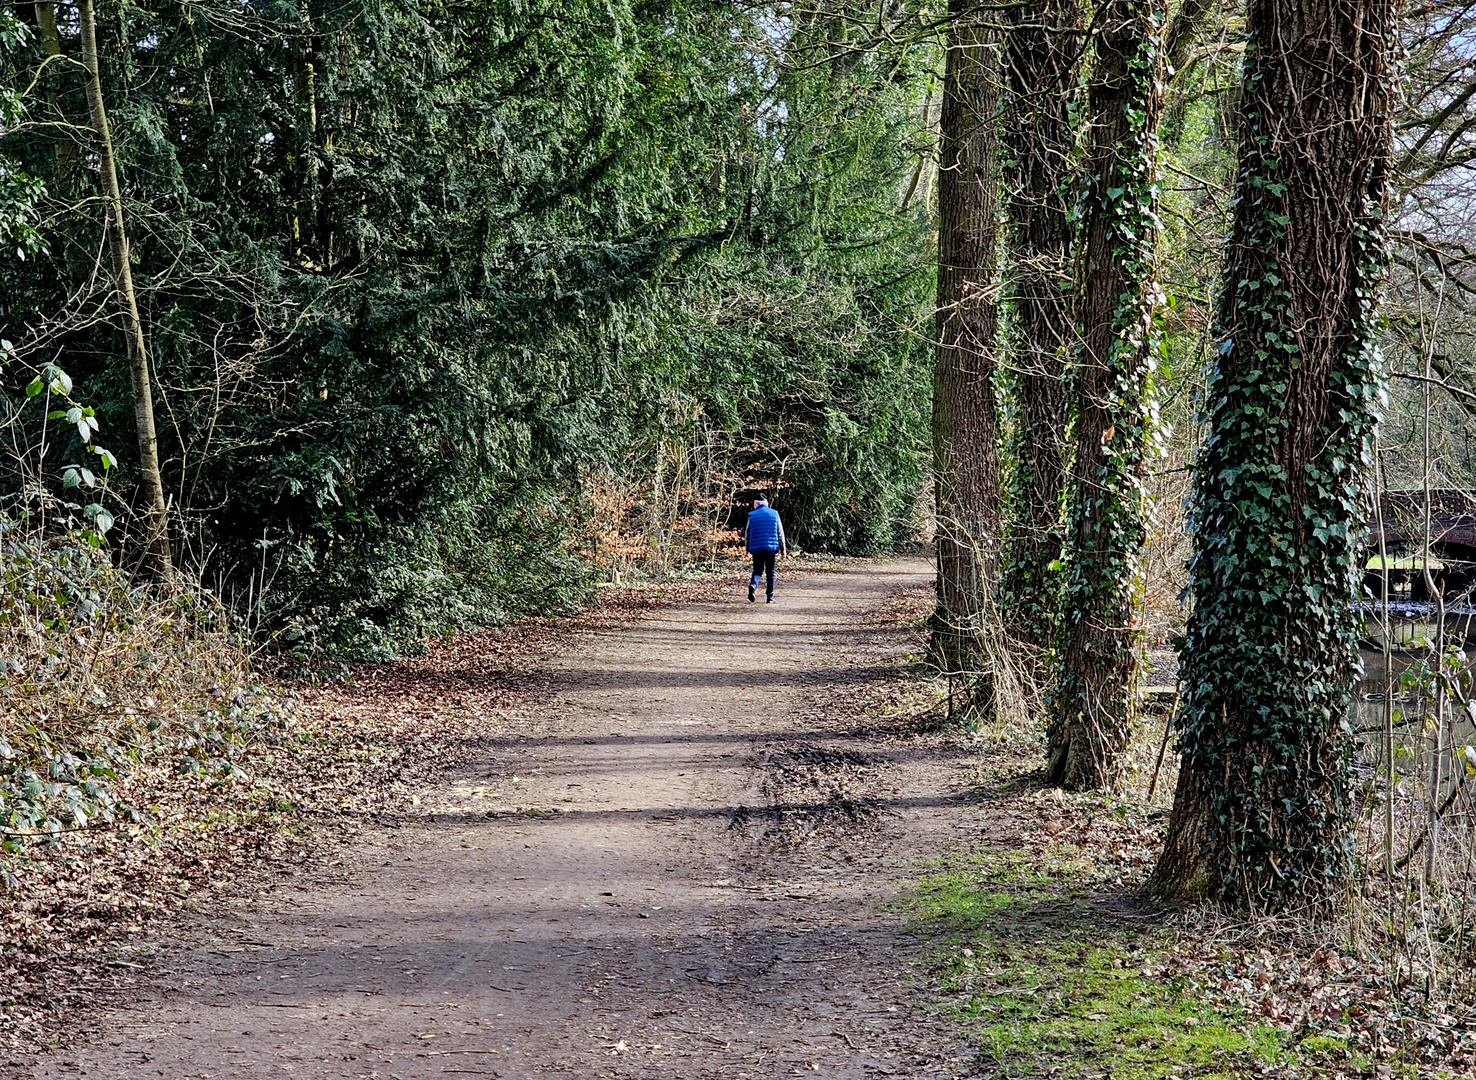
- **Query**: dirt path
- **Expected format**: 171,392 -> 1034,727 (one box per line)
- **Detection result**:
28,560 -> 982,1080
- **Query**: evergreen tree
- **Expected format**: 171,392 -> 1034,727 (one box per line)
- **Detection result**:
0,0 -> 936,655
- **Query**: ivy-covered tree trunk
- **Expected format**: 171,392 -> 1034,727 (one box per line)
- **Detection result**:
1000,0 -> 1081,647
1150,0 -> 1396,911
931,0 -> 1003,678
1047,0 -> 1165,790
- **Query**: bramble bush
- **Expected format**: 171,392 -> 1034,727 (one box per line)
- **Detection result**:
0,511 -> 288,876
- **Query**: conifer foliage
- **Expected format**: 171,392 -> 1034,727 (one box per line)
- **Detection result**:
0,0 -> 935,656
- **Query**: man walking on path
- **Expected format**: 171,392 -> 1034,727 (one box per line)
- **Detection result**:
745,494 -> 787,603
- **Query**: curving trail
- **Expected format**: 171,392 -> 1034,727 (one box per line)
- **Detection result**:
29,560 -> 983,1080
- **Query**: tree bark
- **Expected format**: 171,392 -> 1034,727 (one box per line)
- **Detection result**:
78,0 -> 172,575
1047,0 -> 1166,790
931,0 -> 1004,681
32,4 -> 80,186
1149,0 -> 1396,911
28,2 -> 97,284
1000,0 -> 1081,647
1163,0 -> 1217,82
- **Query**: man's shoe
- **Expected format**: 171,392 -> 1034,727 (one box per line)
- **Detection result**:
766,596 -> 774,603
748,585 -> 756,602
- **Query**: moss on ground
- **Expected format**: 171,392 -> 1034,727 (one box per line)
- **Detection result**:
909,847 -> 1288,1079
909,833 -> 1452,1078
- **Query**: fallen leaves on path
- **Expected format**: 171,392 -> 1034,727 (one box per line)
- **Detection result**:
0,573 -> 734,1065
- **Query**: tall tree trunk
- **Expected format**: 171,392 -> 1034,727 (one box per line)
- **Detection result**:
931,0 -> 1004,682
1000,0 -> 1082,647
79,0 -> 172,575
1047,0 -> 1166,790
29,2 -> 93,283
32,4 -> 79,186
1150,0 -> 1396,912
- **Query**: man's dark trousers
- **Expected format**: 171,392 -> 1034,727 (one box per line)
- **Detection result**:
751,551 -> 776,601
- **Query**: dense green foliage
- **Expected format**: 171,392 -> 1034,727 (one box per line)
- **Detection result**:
0,11 -> 42,260
0,0 -> 934,657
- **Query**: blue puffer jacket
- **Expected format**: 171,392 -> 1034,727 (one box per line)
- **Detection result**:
746,505 -> 782,552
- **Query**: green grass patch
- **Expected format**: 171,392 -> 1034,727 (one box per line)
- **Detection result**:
909,848 -> 1288,1079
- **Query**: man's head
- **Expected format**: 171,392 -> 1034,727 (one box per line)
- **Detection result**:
753,493 -> 768,508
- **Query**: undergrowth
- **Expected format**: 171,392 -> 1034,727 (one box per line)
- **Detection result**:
0,509 -> 316,1055
0,513 -> 288,859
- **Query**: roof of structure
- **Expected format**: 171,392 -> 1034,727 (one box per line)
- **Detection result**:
1374,489 -> 1476,556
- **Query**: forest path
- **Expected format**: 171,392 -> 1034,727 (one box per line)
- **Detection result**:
31,559 -> 982,1080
